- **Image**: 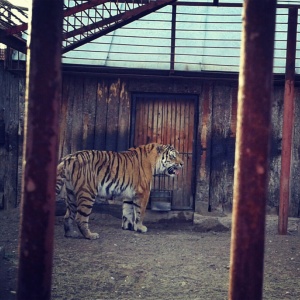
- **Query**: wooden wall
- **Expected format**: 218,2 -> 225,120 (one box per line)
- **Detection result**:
1,62 -> 299,216
0,64 -> 25,209
59,77 -> 131,158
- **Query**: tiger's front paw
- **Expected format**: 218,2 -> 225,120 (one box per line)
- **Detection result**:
134,224 -> 148,233
86,232 -> 100,240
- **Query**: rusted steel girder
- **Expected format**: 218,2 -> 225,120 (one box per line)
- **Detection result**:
62,0 -> 176,54
64,0 -> 110,17
278,8 -> 297,235
228,1 -> 276,300
17,0 -> 63,299
0,28 -> 26,53
4,0 -> 176,56
4,0 -> 109,35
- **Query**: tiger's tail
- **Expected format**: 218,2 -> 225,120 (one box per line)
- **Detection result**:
56,161 -> 67,198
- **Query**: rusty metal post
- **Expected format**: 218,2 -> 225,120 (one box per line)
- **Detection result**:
17,0 -> 63,299
278,8 -> 297,235
228,1 -> 276,300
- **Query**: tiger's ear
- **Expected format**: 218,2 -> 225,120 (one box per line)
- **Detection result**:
156,145 -> 164,154
165,144 -> 174,151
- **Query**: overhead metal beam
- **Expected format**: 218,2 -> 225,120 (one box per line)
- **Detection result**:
62,0 -> 176,54
0,28 -> 26,53
176,1 -> 299,8
64,0 -> 110,16
3,0 -> 175,54
3,0 -> 110,35
4,22 -> 27,35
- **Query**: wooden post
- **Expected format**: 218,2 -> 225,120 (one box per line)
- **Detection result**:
228,1 -> 276,299
278,8 -> 297,235
17,0 -> 63,299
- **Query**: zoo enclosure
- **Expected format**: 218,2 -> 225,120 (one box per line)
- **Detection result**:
1,0 -> 300,216
0,1 -> 300,300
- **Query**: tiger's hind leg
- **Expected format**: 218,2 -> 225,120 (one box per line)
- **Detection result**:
122,200 -> 134,230
75,193 -> 99,240
64,190 -> 80,238
133,191 -> 150,233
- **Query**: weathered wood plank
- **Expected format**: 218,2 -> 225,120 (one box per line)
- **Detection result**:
135,95 -> 141,145
195,82 -> 212,214
60,76 -> 72,157
268,85 -> 284,212
4,70 -> 19,208
152,99 -> 159,143
170,98 -> 176,148
17,77 -> 26,206
164,99 -> 171,145
157,99 -> 163,144
106,79 -> 120,151
141,97 -> 148,144
290,88 -> 300,216
117,80 -> 130,151
147,99 -> 154,144
174,100 -> 181,150
94,80 -> 108,150
187,99 -> 195,207
83,77 -> 97,150
209,84 -> 234,213
70,76 -> 84,152
0,64 -> 6,209
176,99 -> 185,208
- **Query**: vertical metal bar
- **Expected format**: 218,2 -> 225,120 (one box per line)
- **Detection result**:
228,1 -> 276,300
278,8 -> 297,235
17,0 -> 63,299
170,4 -> 176,73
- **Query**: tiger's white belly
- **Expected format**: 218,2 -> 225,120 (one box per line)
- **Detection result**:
97,181 -> 136,200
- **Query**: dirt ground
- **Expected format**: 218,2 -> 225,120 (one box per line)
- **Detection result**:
0,207 -> 300,300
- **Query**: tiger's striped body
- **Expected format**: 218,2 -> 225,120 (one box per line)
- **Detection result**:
56,143 -> 183,239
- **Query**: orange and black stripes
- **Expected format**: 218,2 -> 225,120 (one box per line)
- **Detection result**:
56,143 -> 183,239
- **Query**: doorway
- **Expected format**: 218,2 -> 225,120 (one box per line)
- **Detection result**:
131,93 -> 198,210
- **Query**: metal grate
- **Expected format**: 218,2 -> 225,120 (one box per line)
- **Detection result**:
150,190 -> 172,211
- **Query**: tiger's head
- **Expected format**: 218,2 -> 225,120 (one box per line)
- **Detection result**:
155,144 -> 184,177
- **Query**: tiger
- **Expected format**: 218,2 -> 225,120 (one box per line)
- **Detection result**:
56,143 -> 183,239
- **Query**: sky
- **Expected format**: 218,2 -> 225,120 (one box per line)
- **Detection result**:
8,0 -> 30,8
0,0 -> 30,48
